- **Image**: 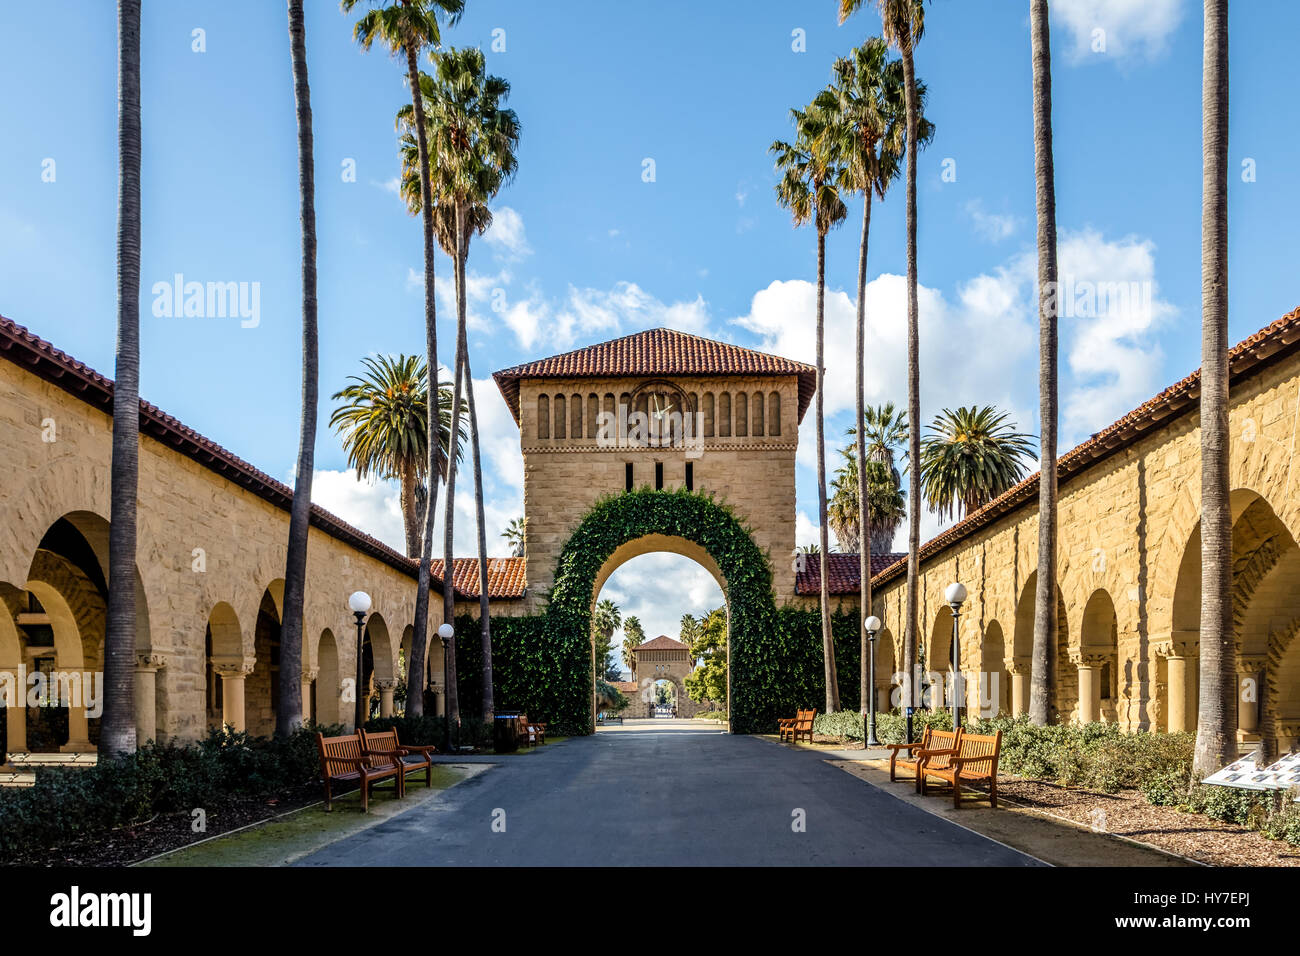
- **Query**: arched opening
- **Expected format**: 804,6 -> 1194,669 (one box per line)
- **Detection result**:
248,585 -> 283,736
1079,589 -> 1120,724
1012,571 -> 1070,721
4,513 -> 144,754
927,605 -> 954,711
360,612 -> 395,723
316,628 -> 340,727
1167,488 -> 1300,749
205,601 -> 243,731
594,544 -> 726,722
874,625 -> 898,715
982,620 -> 1009,718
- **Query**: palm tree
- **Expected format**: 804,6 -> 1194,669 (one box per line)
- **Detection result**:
501,517 -> 526,557
622,616 -> 646,673
840,0 -> 928,730
772,102 -> 848,714
918,406 -> 1036,522
1028,0 -> 1060,727
592,599 -> 622,681
341,0 -> 463,718
329,354 -> 462,553
816,37 -> 930,728
851,402 -> 909,478
100,0 -> 143,757
1195,0 -> 1234,773
829,449 -> 907,554
277,0 -> 319,736
401,48 -> 520,725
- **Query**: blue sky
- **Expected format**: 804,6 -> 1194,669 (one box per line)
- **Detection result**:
2,0 -> 1297,652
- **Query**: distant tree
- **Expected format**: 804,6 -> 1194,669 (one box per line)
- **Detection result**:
829,447 -> 907,554
501,516 -> 526,557
919,406 -> 1035,522
592,599 -> 623,681
685,608 -> 728,705
621,616 -> 647,672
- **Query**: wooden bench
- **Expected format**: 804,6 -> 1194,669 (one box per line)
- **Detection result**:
516,715 -> 545,748
779,708 -> 817,744
360,727 -> 438,794
317,731 -> 402,812
886,726 -> 962,790
919,729 -> 1002,808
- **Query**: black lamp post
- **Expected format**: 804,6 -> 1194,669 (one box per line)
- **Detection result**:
864,615 -> 882,748
348,590 -> 372,731
437,622 -> 456,752
945,582 -> 968,728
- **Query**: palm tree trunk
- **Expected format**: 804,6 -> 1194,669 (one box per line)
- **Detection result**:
1195,0 -> 1235,773
901,37 -> 921,723
856,191 -> 873,724
816,228 -> 840,713
461,345 -> 495,720
1029,0 -> 1059,728
405,42 -> 439,718
441,200 -> 470,726
277,0 -> 317,736
400,459 -> 420,558
100,0 -> 142,758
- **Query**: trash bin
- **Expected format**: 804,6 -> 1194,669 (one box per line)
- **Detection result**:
494,713 -> 520,753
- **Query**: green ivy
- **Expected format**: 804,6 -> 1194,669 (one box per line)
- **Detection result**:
448,489 -> 878,735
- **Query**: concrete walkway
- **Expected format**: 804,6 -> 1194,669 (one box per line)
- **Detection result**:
296,719 -> 1041,867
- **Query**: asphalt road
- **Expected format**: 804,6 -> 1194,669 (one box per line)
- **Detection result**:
295,720 -> 1041,867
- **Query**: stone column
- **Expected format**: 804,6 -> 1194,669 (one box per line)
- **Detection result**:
132,653 -> 166,746
377,679 -> 397,718
1163,640 -> 1196,734
62,669 -> 94,753
1236,655 -> 1265,736
214,661 -> 253,733
1005,657 -> 1030,717
301,668 -> 318,724
3,672 -> 26,755
1071,651 -> 1105,725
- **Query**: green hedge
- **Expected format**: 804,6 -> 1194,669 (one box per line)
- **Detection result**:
0,726 -> 338,863
449,612 -> 588,735
547,489 -> 788,733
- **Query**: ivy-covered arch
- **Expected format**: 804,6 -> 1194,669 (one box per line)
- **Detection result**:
548,488 -> 788,734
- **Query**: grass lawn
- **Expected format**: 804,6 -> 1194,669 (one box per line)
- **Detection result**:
139,764 -> 477,867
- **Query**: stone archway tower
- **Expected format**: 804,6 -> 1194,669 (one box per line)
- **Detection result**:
631,635 -> 699,717
493,328 -> 816,611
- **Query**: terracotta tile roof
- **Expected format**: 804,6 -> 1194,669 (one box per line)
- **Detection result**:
635,634 -> 689,652
869,304 -> 1300,591
0,312 -> 522,601
794,552 -> 908,595
431,557 -> 526,600
493,327 -> 817,426
609,680 -> 639,694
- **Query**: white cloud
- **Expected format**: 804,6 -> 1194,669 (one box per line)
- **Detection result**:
965,200 -> 1020,242
1054,229 -> 1176,439
598,552 -> 724,647
483,206 -> 531,259
1053,0 -> 1185,63
497,281 -> 713,352
308,470 -> 406,553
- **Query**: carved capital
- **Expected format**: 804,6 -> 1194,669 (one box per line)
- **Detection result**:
1154,640 -> 1197,660
213,659 -> 254,679
1069,649 -> 1111,668
376,679 -> 398,692
301,668 -> 319,683
1003,656 -> 1031,676
134,653 -> 167,672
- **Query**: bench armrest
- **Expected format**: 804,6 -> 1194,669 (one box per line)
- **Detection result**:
884,741 -> 923,753
400,743 -> 439,755
916,746 -> 957,758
